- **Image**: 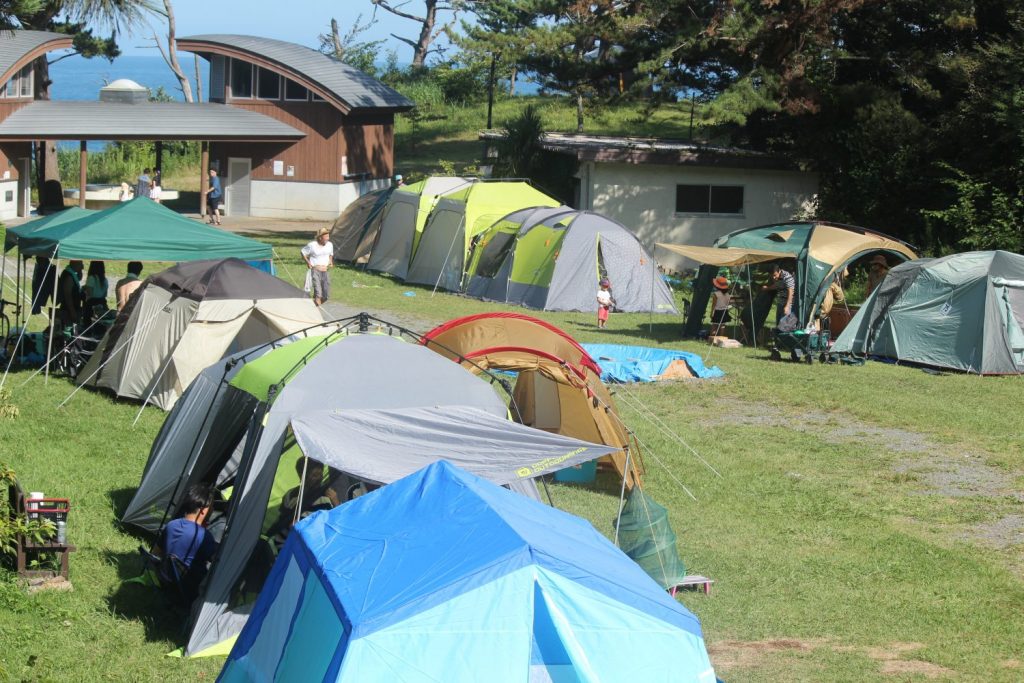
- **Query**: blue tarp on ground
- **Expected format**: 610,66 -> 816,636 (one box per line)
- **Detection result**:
220,461 -> 717,683
582,343 -> 725,382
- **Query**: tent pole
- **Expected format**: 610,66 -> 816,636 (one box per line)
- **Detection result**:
747,264 -> 757,350
648,252 -> 655,336
294,457 -> 309,526
78,142 -> 87,209
431,217 -> 466,297
45,257 -> 59,384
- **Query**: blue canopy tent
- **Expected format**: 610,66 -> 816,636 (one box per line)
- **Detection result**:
220,461 -> 716,682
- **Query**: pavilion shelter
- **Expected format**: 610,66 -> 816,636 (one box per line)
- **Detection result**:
365,176 -> 476,278
678,221 -> 917,337
404,181 -> 559,292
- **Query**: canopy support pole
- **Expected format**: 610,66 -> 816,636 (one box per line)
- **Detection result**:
155,141 -> 163,180
78,142 -> 87,209
747,264 -> 757,350
199,141 -> 209,217
44,258 -> 59,384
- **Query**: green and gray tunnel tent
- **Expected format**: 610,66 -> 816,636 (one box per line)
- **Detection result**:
465,207 -> 679,313
832,250 -> 1024,375
123,329 -> 621,657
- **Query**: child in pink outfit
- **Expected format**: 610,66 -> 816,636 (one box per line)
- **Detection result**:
597,278 -> 613,329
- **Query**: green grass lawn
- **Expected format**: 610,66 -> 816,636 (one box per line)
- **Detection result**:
1,233 -> 1023,681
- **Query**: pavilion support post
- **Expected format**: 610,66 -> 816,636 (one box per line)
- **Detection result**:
155,140 -> 163,180
78,141 -> 87,209
200,141 -> 209,217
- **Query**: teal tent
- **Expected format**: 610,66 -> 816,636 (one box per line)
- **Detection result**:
3,207 -> 97,251
681,221 -> 917,337
832,250 -> 1024,375
14,197 -> 271,261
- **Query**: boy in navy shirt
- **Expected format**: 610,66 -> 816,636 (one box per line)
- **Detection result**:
159,484 -> 218,599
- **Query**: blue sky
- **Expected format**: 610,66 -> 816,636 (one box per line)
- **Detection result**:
119,0 -> 456,61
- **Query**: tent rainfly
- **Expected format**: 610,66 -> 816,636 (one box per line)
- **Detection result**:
130,327 -> 616,657
404,181 -> 559,292
219,461 -> 717,683
330,188 -> 392,264
466,208 -> 678,313
680,221 -> 917,337
78,259 -> 324,410
13,197 -> 272,262
365,177 -> 475,278
832,250 -> 1024,375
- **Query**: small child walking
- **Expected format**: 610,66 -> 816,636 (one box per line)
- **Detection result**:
596,278 -> 613,329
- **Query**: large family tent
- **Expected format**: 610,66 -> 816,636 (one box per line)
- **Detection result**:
150,324 -> 616,657
12,196 -> 272,262
421,312 -> 642,487
679,221 -> 917,337
78,259 -> 323,410
219,461 -> 717,683
365,176 -> 474,278
404,181 -> 559,292
466,208 -> 678,313
832,250 -> 1024,375
330,188 -> 392,264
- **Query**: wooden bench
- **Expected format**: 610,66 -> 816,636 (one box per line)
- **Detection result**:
7,480 -> 76,580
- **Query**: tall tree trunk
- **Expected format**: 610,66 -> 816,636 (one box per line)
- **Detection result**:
509,66 -> 517,96
411,0 -> 438,68
157,0 -> 194,102
329,18 -> 343,57
194,53 -> 203,103
576,89 -> 585,133
32,56 -> 58,194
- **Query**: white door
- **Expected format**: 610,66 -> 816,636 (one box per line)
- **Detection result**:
226,157 -> 252,217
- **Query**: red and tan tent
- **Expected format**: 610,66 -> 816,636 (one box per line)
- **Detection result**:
421,312 -> 641,487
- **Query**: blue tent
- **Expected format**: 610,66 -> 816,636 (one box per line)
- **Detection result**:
582,343 -> 725,383
219,461 -> 717,682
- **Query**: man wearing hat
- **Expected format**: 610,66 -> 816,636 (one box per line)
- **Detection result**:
301,227 -> 335,306
866,254 -> 889,296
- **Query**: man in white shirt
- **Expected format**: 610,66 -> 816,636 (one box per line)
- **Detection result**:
301,227 -> 334,306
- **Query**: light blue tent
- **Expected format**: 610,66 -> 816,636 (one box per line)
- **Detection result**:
219,461 -> 717,683
582,343 -> 725,383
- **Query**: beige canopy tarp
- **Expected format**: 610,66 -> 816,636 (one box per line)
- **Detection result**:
656,243 -> 782,267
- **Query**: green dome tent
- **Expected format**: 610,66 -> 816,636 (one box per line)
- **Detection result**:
680,221 -> 917,338
832,250 -> 1024,375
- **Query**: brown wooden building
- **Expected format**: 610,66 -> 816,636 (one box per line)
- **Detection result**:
179,35 -> 412,219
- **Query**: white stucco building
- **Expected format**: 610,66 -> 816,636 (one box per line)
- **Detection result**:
484,132 -> 819,270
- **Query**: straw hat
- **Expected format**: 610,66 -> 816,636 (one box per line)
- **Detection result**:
713,276 -> 729,290
316,227 -> 330,237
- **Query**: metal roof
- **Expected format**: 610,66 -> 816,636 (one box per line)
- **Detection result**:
0,30 -> 72,82
179,34 -> 413,113
0,101 -> 305,141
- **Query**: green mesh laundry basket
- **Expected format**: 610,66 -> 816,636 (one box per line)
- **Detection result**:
615,488 -> 687,589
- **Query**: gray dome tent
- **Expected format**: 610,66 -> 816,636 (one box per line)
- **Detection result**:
78,258 -> 324,410
832,250 -> 1024,375
465,209 -> 678,313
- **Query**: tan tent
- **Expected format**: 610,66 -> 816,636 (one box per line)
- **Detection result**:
421,312 -> 641,487
79,259 -> 325,410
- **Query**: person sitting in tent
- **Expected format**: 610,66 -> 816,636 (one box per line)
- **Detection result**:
817,271 -> 847,330
710,276 -> 731,329
30,256 -> 54,316
269,458 -> 340,549
156,484 -> 219,602
115,262 -> 144,311
866,254 -> 889,296
83,261 -> 108,324
56,260 -> 84,328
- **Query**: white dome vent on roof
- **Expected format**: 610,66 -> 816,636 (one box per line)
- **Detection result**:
100,79 -> 150,103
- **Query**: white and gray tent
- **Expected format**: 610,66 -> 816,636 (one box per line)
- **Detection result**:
365,177 -> 474,278
124,322 -> 618,657
465,209 -> 679,313
832,250 -> 1024,375
78,258 -> 324,410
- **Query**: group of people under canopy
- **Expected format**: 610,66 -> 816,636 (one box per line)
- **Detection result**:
30,258 -> 144,332
664,220 -> 918,341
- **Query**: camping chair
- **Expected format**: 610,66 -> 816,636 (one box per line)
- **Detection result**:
132,546 -> 194,608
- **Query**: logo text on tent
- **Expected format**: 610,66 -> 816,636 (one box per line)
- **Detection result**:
517,447 -> 588,477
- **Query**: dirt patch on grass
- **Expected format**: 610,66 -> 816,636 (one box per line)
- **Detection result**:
961,514 -> 1024,550
322,301 -> 438,335
707,638 -> 822,669
879,659 -> 954,678
893,457 -> 1024,501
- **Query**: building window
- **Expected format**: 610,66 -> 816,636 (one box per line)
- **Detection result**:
3,65 -> 32,99
311,91 -> 325,101
18,65 -> 31,97
230,59 -> 253,98
675,184 -> 744,215
284,78 -> 308,101
256,67 -> 280,99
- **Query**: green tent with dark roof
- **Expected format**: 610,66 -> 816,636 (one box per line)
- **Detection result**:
14,197 -> 271,261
